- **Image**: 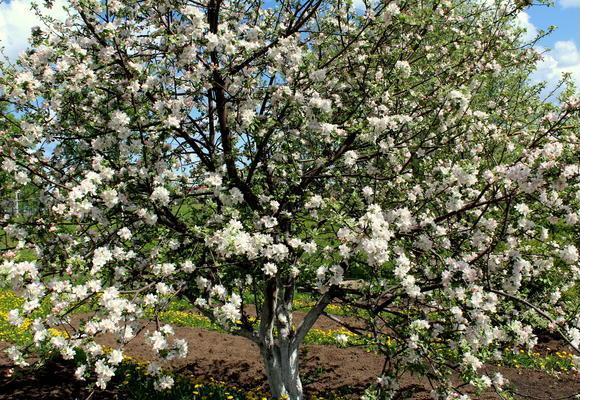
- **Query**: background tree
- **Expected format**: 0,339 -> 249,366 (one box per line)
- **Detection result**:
0,0 -> 579,399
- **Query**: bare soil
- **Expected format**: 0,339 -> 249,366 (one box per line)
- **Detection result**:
0,314 -> 579,399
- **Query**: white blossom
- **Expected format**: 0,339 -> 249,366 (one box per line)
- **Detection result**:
262,262 -> 278,277
150,186 -> 170,206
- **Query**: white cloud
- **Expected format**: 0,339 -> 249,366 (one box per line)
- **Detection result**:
559,0 -> 579,8
352,0 -> 364,10
552,40 -> 580,66
532,40 -> 580,92
513,11 -> 580,97
0,0 -> 68,60
516,11 -> 538,42
352,0 -> 372,12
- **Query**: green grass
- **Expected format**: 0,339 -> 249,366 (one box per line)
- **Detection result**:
112,361 -> 269,400
0,290 -> 31,345
501,349 -> 577,374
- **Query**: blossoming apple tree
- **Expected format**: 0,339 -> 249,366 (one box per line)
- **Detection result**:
0,0 -> 579,398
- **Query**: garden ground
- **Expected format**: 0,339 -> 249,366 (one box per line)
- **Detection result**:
0,310 -> 579,400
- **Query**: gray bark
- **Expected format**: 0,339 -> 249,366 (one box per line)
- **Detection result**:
260,341 -> 302,400
258,278 -> 335,399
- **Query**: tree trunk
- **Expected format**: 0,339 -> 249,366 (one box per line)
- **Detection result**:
258,276 -> 333,399
260,339 -> 303,400
257,276 -> 305,400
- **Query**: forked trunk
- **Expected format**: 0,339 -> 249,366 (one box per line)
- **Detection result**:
257,276 -> 333,399
260,339 -> 302,400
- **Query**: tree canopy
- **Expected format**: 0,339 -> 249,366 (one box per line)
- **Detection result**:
0,0 -> 579,399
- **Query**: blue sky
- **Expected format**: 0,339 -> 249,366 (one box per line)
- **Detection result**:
522,0 -> 580,92
0,0 -> 579,91
529,1 -> 579,47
